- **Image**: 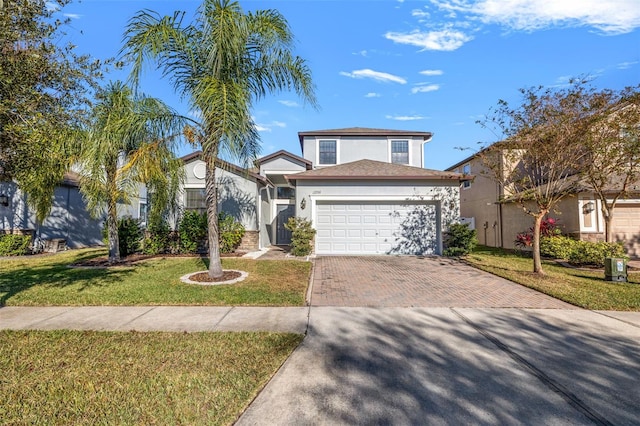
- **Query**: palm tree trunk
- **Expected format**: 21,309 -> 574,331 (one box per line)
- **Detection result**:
106,169 -> 120,263
204,150 -> 223,278
107,197 -> 120,263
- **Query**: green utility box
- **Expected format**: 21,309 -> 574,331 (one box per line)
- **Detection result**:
604,257 -> 627,282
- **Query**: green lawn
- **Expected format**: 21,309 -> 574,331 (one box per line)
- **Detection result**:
0,330 -> 302,425
0,248 -> 311,306
465,246 -> 640,311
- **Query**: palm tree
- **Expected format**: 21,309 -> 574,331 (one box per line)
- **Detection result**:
79,81 -> 186,263
121,0 -> 317,278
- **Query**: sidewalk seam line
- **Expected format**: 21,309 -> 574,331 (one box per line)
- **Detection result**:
213,307 -> 234,328
590,309 -> 640,329
451,308 -> 614,426
21,307 -> 76,328
120,306 -> 159,329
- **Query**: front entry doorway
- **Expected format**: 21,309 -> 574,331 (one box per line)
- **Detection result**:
276,204 -> 295,245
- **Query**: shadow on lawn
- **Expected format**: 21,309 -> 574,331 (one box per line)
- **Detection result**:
0,251 -> 137,306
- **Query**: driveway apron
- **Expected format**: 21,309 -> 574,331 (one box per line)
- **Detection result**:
310,256 -> 577,308
237,307 -> 640,425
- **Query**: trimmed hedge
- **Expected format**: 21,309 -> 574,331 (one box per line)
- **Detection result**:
443,223 -> 478,257
0,234 -> 32,256
540,235 -> 627,268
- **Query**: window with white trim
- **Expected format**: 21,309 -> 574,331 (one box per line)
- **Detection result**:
185,188 -> 207,214
318,139 -> 337,165
139,202 -> 148,227
390,140 -> 409,164
462,163 -> 471,189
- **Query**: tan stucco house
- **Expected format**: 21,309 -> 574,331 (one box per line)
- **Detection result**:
446,151 -> 640,257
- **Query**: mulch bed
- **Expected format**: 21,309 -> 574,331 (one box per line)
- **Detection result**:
71,252 -> 245,268
187,270 -> 243,283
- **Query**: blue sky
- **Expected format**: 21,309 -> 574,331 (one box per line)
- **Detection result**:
57,0 -> 639,170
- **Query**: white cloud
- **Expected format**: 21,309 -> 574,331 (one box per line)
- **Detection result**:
278,100 -> 299,107
365,92 -> 381,98
411,84 -> 440,94
63,13 -> 81,19
385,114 -> 428,121
411,8 -> 430,18
353,50 -> 368,57
419,69 -> 444,76
254,120 -> 286,133
384,28 -> 473,51
431,0 -> 640,35
340,69 -> 407,84
618,61 -> 638,70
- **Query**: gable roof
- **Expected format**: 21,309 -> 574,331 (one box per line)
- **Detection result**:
180,151 -> 266,183
286,159 -> 468,181
256,149 -> 312,169
297,127 -> 433,148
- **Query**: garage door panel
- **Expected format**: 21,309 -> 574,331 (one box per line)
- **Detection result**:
315,201 -> 438,255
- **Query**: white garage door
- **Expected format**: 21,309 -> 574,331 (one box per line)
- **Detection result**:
315,201 -> 439,255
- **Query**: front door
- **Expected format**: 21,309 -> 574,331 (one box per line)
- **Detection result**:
276,204 -> 295,245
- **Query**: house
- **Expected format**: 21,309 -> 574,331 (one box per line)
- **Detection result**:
2,127 -> 467,256
0,172 -> 103,250
179,127 -> 467,255
446,151 -> 640,257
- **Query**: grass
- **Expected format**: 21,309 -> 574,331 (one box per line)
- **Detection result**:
0,248 -> 311,306
465,246 -> 640,311
0,329 -> 302,425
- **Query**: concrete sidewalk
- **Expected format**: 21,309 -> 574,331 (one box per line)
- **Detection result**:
0,306 -> 309,333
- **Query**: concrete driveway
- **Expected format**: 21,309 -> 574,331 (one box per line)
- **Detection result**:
310,256 -> 576,308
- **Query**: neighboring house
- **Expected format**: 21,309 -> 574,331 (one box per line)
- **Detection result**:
446,152 -> 640,257
0,172 -> 103,250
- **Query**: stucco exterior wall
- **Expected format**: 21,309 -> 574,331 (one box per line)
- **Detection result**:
181,159 -> 259,232
259,157 -> 307,174
0,181 -> 103,248
301,136 -> 425,168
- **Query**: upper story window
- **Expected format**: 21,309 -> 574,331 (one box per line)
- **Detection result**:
462,163 -> 471,189
390,140 -> 409,164
318,139 -> 337,165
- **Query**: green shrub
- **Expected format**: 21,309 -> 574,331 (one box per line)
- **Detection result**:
142,216 -> 173,255
0,234 -> 32,256
443,223 -> 477,257
218,212 -> 245,254
540,235 -> 577,259
568,240 -> 627,267
117,217 -> 143,257
178,210 -> 208,254
284,217 -> 316,257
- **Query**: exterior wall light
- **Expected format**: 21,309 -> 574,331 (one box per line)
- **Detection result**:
583,201 -> 595,214
300,197 -> 306,210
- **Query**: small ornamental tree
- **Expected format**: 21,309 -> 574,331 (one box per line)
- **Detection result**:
480,81 -> 592,274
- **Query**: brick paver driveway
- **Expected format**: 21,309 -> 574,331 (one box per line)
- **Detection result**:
311,256 -> 577,308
